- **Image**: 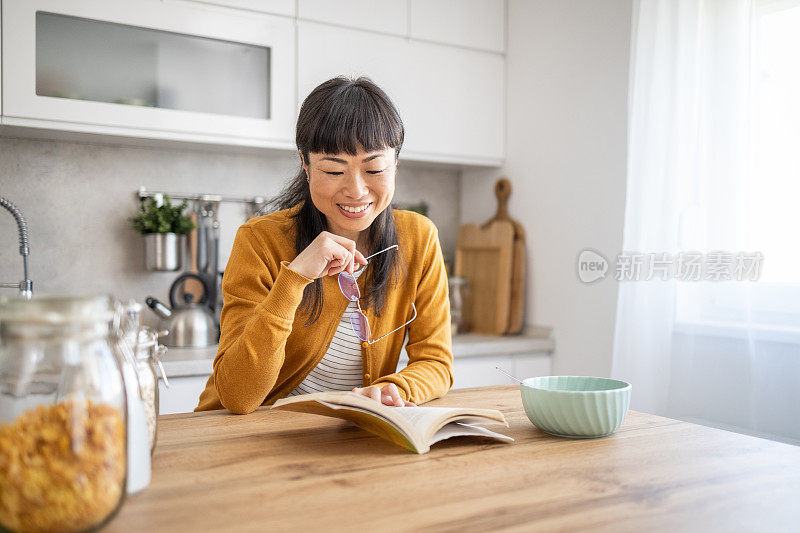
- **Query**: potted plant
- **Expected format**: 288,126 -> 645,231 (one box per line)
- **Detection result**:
130,195 -> 196,271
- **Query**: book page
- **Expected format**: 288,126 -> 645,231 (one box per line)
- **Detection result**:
272,391 -> 414,435
274,393 -> 505,429
391,407 -> 459,428
272,393 -> 423,451
316,401 -> 419,453
429,422 -> 515,446
391,406 -> 508,440
274,391 -> 396,419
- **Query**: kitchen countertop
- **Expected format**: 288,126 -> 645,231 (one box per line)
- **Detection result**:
160,326 -> 555,378
106,385 -> 800,531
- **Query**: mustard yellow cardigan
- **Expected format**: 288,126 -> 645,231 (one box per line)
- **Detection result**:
195,205 -> 453,414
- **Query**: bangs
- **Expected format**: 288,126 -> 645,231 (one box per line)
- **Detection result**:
300,78 -> 404,157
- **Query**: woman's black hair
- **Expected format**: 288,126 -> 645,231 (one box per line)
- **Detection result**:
267,76 -> 405,325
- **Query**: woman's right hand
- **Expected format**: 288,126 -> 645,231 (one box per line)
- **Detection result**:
287,231 -> 368,280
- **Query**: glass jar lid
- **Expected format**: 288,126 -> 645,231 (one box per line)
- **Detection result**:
126,326 -> 158,360
0,294 -> 117,340
0,294 -> 116,325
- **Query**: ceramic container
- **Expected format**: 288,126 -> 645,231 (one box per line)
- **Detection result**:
520,376 -> 631,438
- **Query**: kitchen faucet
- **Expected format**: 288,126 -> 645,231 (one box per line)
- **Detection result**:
0,197 -> 33,299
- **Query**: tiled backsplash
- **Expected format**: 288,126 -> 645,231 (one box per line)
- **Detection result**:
0,137 -> 460,324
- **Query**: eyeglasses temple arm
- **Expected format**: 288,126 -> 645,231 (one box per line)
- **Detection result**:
367,303 -> 417,345
363,244 -> 399,262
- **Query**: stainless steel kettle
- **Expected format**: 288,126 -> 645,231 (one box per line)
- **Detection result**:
146,273 -> 219,348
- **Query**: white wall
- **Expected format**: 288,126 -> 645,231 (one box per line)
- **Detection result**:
460,0 -> 633,377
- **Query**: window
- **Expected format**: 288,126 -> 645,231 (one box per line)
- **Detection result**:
675,0 -> 800,339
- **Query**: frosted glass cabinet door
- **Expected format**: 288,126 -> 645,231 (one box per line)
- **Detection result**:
2,0 -> 296,147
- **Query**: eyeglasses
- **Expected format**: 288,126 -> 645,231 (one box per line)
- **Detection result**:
337,244 -> 417,344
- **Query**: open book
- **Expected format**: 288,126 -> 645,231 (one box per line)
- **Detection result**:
271,391 -> 514,454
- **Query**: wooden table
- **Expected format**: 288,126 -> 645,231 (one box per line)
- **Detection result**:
107,385 -> 800,532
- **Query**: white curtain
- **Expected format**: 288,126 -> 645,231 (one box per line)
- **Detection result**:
613,0 -> 800,444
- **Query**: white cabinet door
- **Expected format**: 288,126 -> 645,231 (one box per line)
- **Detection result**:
299,0 -> 407,36
409,0 -> 505,53
158,375 -> 209,415
451,354 -> 552,390
169,0 -> 296,17
452,355 -> 515,389
2,0 -> 296,148
298,21 -> 504,165
397,352 -> 551,390
513,354 -> 552,381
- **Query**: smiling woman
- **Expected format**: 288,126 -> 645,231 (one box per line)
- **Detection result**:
195,76 -> 454,415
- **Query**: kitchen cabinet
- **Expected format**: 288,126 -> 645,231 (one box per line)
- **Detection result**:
1,0 -> 296,149
409,0 -> 505,53
298,21 -> 505,166
401,330 -> 554,389
298,0 -> 407,37
451,354 -> 551,389
298,0 -> 504,53
399,330 -> 553,390
157,346 -> 215,415
170,0 -> 296,18
1,0 -> 505,165
158,376 -> 208,415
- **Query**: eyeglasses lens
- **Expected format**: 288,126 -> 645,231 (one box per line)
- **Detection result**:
349,311 -> 370,341
337,271 -> 360,302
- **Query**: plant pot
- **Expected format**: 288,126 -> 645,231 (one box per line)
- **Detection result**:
143,233 -> 185,272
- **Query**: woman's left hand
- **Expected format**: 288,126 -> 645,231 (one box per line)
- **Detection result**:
352,383 -> 416,407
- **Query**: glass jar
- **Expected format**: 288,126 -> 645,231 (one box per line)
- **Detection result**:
0,295 -> 128,533
448,276 -> 470,335
116,301 -> 151,495
129,327 -> 169,455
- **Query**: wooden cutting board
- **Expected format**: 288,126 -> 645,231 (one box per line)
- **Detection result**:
481,178 -> 526,334
455,213 -> 515,335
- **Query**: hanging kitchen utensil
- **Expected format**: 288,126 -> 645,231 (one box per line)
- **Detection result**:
481,178 -> 526,334
184,209 -> 206,300
196,204 -> 208,275
245,197 -> 267,221
198,199 -> 221,318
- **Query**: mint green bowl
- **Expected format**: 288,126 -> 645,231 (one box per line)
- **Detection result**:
520,376 -> 631,438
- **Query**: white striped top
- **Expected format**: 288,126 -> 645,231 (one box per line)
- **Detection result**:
287,271 -> 365,396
